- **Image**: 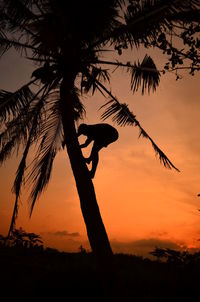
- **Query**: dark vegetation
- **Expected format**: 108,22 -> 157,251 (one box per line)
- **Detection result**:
0,229 -> 200,301
0,1 -> 200,300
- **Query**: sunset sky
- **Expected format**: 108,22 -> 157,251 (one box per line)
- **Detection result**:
0,46 -> 200,257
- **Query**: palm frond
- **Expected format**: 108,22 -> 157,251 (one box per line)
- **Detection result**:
0,135 -> 17,164
168,9 -> 200,23
81,66 -> 110,95
108,0 -> 200,48
1,103 -> 33,144
0,34 -> 37,57
99,87 -> 179,172
8,132 -> 33,237
130,55 -> 160,94
0,9 -> 38,40
0,109 -> 31,159
101,100 -> 136,126
0,80 -> 35,123
0,32 -> 12,57
3,0 -> 37,26
28,148 -> 56,216
6,85 -> 56,234
0,96 -> 43,156
0,83 -> 53,170
27,100 -> 63,215
95,58 -> 162,93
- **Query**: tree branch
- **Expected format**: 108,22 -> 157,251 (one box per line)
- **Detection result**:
94,60 -> 161,73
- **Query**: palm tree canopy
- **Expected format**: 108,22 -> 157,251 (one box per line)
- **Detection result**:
0,0 -> 199,232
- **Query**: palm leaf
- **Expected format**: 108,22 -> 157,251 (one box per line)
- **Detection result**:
0,84 -> 49,161
0,89 -> 40,160
0,81 -> 35,122
125,0 -> 200,33
7,86 -> 54,235
0,9 -> 38,40
27,100 -> 63,215
0,34 -> 37,57
81,67 -> 110,95
94,58 -> 161,94
107,0 -> 200,48
130,55 -> 160,94
100,97 -> 179,172
0,103 -> 33,148
0,32 -> 13,57
0,82 -> 55,172
101,100 -> 136,126
0,94 -> 45,158
3,0 -> 37,26
168,9 -> 200,23
0,104 -> 33,160
8,133 -> 32,237
0,135 -> 18,164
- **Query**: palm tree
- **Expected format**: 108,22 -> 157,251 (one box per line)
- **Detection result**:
0,0 -> 199,299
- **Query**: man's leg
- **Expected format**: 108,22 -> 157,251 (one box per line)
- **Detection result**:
90,152 -> 99,179
85,156 -> 92,164
88,143 -> 102,178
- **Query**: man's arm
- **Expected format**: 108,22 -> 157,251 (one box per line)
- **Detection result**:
79,137 -> 92,148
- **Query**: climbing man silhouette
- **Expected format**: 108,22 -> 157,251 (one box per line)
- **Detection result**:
77,123 -> 119,179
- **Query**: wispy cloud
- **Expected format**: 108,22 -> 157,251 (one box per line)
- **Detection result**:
111,238 -> 186,257
42,230 -> 80,238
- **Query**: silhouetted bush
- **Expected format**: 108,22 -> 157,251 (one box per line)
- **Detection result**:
0,227 -> 43,251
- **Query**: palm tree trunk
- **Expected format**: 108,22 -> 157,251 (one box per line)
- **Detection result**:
60,74 -> 129,301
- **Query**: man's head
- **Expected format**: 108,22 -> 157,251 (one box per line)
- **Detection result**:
77,123 -> 88,136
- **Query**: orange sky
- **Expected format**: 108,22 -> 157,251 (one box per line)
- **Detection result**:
0,48 -> 200,256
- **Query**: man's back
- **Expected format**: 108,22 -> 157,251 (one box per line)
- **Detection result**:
86,123 -> 118,143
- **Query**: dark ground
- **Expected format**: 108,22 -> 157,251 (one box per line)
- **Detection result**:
0,245 -> 199,301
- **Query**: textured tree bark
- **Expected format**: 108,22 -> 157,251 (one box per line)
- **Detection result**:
60,75 -> 113,256
60,74 -> 129,301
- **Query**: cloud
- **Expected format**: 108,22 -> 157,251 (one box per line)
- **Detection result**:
111,238 -> 185,257
53,231 -> 80,237
150,231 -> 169,237
39,233 -> 193,256
42,230 -> 80,238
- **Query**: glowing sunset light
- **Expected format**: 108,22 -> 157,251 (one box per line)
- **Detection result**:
0,47 -> 200,256
0,1 -> 200,264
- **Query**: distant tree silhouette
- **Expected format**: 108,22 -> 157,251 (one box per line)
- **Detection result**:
0,0 -> 199,300
150,247 -> 200,265
11,227 -> 27,248
25,231 -> 43,249
0,227 -> 43,250
0,234 -> 7,247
